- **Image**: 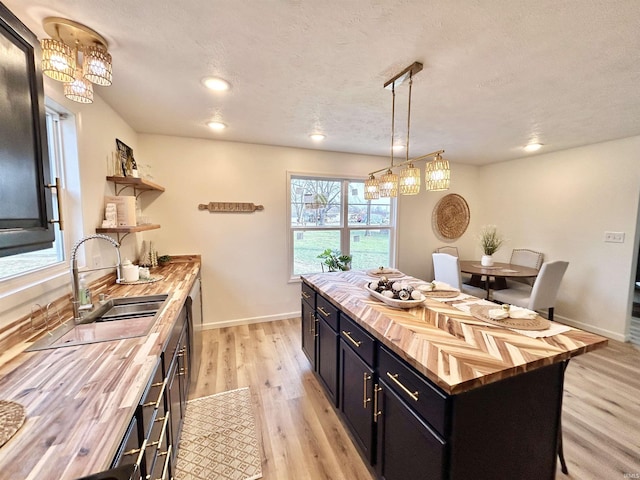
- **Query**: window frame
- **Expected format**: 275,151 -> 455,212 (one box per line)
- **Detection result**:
287,171 -> 397,281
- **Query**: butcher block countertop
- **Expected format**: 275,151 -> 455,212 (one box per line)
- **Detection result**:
303,270 -> 608,395
0,256 -> 200,480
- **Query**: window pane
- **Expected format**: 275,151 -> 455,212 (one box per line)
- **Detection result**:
349,229 -> 391,270
293,229 -> 340,275
291,178 -> 342,227
348,181 -> 391,226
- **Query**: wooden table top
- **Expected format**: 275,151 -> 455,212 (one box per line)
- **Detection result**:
460,260 -> 539,278
0,257 -> 201,480
302,270 -> 607,395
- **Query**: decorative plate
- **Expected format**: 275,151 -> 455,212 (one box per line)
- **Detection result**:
0,400 -> 25,448
365,285 -> 425,309
366,268 -> 405,279
432,193 -> 470,240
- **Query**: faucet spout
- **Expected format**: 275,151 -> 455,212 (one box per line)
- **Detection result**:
71,234 -> 122,323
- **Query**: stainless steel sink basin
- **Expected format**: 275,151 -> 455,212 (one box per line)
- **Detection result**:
27,294 -> 170,351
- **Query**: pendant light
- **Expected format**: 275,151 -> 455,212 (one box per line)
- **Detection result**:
365,62 -> 450,196
40,17 -> 113,104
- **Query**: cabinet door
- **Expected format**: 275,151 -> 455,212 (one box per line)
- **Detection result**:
317,316 -> 339,406
167,356 -> 181,467
177,328 -> 189,415
376,380 -> 445,480
301,299 -> 317,369
339,339 -> 375,462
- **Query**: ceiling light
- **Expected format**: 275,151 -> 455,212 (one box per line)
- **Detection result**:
207,121 -> 227,130
524,143 -> 543,152
202,77 -> 231,91
309,133 -> 325,141
40,17 -> 113,104
366,62 -> 449,197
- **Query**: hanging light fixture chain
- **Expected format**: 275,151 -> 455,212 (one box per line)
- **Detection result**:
406,73 -> 412,163
390,84 -> 396,167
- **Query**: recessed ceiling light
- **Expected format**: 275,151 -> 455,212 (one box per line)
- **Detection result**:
207,121 -> 227,130
309,133 -> 325,141
392,145 -> 405,152
202,77 -> 231,91
524,143 -> 543,152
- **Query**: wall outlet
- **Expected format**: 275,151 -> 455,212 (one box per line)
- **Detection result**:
92,255 -> 102,268
604,231 -> 625,243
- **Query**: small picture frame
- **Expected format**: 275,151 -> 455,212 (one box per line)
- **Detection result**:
116,138 -> 137,177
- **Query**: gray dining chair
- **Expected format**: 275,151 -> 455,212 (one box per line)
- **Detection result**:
492,261 -> 569,320
432,253 -> 486,298
508,248 -> 544,286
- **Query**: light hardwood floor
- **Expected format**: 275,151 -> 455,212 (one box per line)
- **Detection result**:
190,318 -> 640,479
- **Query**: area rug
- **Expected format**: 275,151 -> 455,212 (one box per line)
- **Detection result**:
174,387 -> 262,480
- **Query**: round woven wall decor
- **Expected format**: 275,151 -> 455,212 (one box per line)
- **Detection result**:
432,193 -> 470,239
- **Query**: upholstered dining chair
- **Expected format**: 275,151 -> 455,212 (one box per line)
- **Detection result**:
508,249 -> 544,286
435,246 -> 459,257
492,261 -> 569,320
432,253 -> 486,298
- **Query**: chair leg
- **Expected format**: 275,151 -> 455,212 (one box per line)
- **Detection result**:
548,307 -> 554,321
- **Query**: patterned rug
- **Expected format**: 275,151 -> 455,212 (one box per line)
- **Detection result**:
175,387 -> 262,480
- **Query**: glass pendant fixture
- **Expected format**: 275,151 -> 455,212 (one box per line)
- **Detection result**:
83,44 -> 113,86
379,169 -> 398,198
64,63 -> 94,104
364,174 -> 380,200
425,154 -> 450,191
41,38 -> 75,82
399,163 -> 421,195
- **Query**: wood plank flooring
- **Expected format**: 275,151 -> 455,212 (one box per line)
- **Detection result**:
191,318 -> 640,479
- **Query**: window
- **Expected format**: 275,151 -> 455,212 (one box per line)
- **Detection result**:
289,174 -> 396,278
0,107 -> 66,280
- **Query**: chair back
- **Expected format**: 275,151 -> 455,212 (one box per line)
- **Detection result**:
432,253 -> 462,290
510,249 -> 544,270
435,246 -> 459,257
529,261 -> 569,310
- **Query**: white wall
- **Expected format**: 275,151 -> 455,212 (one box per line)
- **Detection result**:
477,136 -> 640,340
137,135 -> 389,328
396,162 -> 481,280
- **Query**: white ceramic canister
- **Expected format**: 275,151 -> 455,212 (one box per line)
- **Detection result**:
122,259 -> 139,282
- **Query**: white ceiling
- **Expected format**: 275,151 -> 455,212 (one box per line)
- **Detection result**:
6,0 -> 640,165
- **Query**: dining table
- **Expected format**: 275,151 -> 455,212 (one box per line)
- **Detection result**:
460,260 -> 539,299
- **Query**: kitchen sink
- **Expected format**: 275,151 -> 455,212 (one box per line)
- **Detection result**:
27,294 -> 170,351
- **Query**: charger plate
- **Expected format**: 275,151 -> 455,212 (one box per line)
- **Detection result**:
470,305 -> 551,331
117,275 -> 164,285
366,268 -> 405,279
0,401 -> 25,448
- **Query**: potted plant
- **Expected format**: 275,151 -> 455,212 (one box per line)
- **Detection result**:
479,225 -> 504,266
317,249 -> 352,272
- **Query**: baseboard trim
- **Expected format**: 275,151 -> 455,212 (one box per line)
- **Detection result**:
555,315 -> 627,342
202,311 -> 300,330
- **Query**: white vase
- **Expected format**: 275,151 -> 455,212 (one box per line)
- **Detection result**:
481,254 -> 494,267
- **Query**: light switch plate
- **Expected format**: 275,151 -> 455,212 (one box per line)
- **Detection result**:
604,231 -> 625,243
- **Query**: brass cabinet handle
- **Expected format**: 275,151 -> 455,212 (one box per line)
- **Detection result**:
152,444 -> 172,480
148,411 -> 170,448
363,373 -> 371,408
342,330 -> 362,348
309,312 -> 315,334
386,372 -> 419,401
142,376 -> 168,409
301,291 -> 311,300
46,177 -> 64,230
122,438 -> 148,469
317,306 -> 331,317
373,384 -> 382,423
314,317 -> 319,338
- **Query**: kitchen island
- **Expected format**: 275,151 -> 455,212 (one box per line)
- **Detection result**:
0,256 -> 200,480
301,270 -> 607,480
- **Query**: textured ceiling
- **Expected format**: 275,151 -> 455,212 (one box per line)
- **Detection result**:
5,0 -> 640,165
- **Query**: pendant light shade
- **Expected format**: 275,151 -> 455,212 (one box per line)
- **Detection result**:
64,67 -> 94,103
425,154 -> 451,191
82,44 -> 113,86
379,169 -> 398,198
399,163 -> 421,195
41,38 -> 75,82
364,174 -> 380,200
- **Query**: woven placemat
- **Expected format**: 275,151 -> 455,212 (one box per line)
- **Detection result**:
432,194 -> 470,239
0,401 -> 25,448
469,305 -> 551,331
